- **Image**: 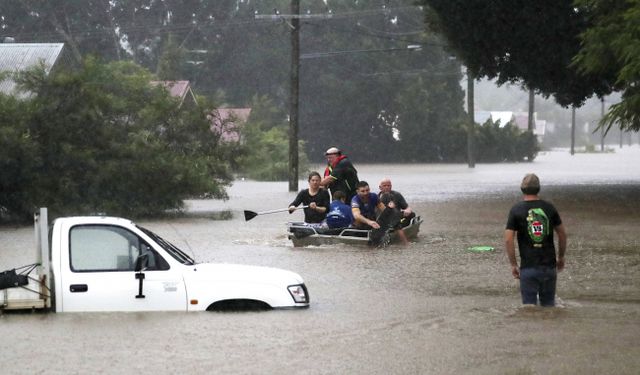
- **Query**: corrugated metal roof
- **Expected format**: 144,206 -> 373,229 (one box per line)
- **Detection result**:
0,43 -> 65,96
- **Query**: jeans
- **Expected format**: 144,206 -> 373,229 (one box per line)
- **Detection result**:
520,266 -> 557,307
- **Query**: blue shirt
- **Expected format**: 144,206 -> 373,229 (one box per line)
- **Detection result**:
326,200 -> 354,228
351,193 -> 379,221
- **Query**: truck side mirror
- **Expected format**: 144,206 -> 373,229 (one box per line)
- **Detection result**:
134,253 -> 149,272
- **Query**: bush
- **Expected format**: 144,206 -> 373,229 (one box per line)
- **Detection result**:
0,58 -> 233,222
476,120 -> 538,162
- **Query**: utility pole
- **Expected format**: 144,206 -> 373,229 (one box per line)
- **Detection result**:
527,88 -> 535,161
466,70 -> 475,168
289,0 -> 300,192
620,127 -> 624,148
600,98 -> 605,152
571,106 -> 576,155
255,5 -> 333,192
527,88 -> 535,131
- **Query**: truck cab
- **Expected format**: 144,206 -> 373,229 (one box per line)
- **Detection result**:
1,209 -> 309,312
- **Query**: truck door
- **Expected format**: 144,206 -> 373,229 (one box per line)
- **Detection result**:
60,224 -> 187,312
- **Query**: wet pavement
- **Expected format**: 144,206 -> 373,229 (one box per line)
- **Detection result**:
1,148 -> 639,374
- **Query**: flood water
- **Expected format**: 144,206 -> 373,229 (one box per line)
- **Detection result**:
1,148 -> 640,374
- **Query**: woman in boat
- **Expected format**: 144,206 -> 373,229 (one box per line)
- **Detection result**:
288,171 -> 330,226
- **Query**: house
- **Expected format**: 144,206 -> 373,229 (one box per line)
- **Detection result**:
208,108 -> 251,143
0,42 -> 71,97
491,111 -> 516,126
514,111 -> 546,137
150,80 -> 248,143
149,80 -> 198,107
475,110 -> 492,125
474,111 -> 516,127
475,110 -> 545,140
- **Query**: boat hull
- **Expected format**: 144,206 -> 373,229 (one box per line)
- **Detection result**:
287,216 -> 423,247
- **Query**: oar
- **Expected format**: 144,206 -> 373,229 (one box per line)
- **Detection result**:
244,206 -> 309,221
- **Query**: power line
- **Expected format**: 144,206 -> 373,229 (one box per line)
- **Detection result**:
302,21 -> 445,48
3,5 -> 425,42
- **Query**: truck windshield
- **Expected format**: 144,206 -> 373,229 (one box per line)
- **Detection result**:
138,226 -> 195,265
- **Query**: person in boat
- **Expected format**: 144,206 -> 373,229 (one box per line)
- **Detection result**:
350,180 -> 386,230
378,177 -> 416,227
288,171 -> 330,226
325,190 -> 354,229
320,147 -> 359,202
378,192 -> 409,246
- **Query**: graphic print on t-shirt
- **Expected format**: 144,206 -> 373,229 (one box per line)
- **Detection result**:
526,208 -> 549,244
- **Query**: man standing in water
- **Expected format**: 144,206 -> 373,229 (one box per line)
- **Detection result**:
504,173 -> 567,307
320,147 -> 359,201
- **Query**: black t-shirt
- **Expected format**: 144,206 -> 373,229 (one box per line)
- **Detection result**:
506,199 -> 562,268
329,158 -> 359,200
380,190 -> 409,210
289,189 -> 330,223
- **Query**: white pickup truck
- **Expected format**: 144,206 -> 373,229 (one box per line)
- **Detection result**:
0,208 -> 309,312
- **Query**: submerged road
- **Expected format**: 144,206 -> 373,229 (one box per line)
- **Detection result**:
1,148 -> 639,374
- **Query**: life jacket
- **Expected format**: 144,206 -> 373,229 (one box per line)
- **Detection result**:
324,155 -> 348,178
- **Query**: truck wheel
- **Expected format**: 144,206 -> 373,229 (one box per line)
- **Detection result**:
206,299 -> 272,312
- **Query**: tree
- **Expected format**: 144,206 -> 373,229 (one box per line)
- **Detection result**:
156,34 -> 186,80
475,120 -> 538,162
0,1 -> 480,164
392,74 -> 467,162
237,95 -> 310,180
0,94 -> 38,220
573,0 -> 640,132
421,0 -> 614,108
297,3 -> 467,162
0,1 -> 125,62
0,58 -> 233,221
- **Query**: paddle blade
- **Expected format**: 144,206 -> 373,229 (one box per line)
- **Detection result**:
244,210 -> 258,221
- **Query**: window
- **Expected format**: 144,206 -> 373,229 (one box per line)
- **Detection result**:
70,225 -> 169,272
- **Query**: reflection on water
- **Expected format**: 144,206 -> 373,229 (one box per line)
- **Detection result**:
1,149 -> 639,374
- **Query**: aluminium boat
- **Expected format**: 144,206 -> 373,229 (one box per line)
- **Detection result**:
287,216 -> 423,247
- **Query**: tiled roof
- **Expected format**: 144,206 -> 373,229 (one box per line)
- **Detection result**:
149,80 -> 198,107
150,80 -> 189,99
0,43 -> 65,96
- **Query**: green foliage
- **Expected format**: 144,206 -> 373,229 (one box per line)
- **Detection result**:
573,0 -> 640,132
156,34 -> 186,80
240,125 -> 291,181
0,95 -> 38,221
423,0 -> 640,134
0,58 -> 232,221
0,1 -> 122,62
475,121 -> 539,162
1,1 -> 478,162
391,73 -> 467,162
237,95 -> 309,181
422,0 -> 613,107
46,0 -> 463,163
